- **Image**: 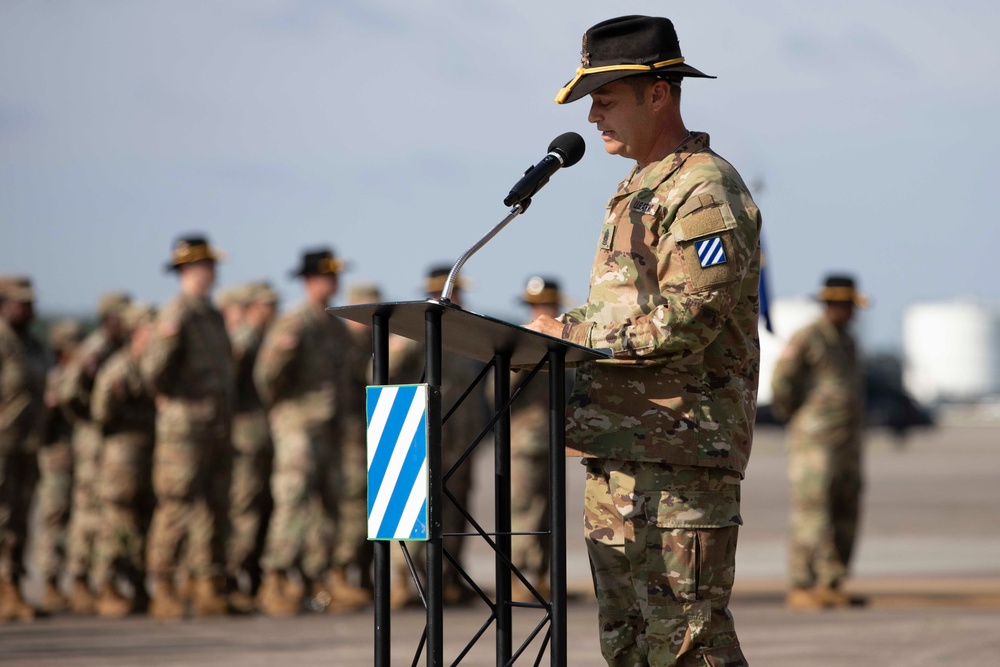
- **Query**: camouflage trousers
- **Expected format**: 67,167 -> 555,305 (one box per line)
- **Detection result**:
510,451 -> 550,577
147,434 -> 232,579
34,439 -> 73,580
261,424 -> 338,580
330,420 -> 371,577
584,459 -> 747,667
0,439 -> 38,582
788,436 -> 862,590
226,412 -> 273,578
66,422 -> 102,580
91,436 -> 154,585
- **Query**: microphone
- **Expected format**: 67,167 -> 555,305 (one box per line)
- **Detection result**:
503,132 -> 586,208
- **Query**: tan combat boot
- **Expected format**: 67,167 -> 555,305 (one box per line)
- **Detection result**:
785,587 -> 825,611
39,576 -> 69,613
326,568 -> 371,612
4,580 -> 36,622
191,576 -> 229,617
149,576 -> 185,620
226,576 -> 257,614
69,576 -> 97,615
258,571 -> 300,617
95,582 -> 132,619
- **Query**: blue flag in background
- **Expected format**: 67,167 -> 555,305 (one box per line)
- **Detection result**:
759,241 -> 773,333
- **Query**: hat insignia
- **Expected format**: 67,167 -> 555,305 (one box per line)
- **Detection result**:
580,34 -> 590,67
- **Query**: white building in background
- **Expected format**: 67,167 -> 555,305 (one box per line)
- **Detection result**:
903,300 -> 1000,405
757,298 -> 822,407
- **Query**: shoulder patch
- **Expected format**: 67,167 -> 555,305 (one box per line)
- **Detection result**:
694,236 -> 728,268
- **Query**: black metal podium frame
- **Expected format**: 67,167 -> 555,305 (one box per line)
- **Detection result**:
331,299 -> 609,667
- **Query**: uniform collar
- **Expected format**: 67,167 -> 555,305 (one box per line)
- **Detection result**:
620,131 -> 711,195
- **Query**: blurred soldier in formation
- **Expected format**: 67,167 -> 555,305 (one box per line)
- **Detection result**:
254,248 -> 357,616
90,304 -> 158,617
0,277 -> 48,622
508,277 -> 565,603
327,282 -> 388,603
390,266 -> 482,609
771,275 -> 868,611
141,236 -> 235,619
58,290 -> 131,613
226,281 -> 279,612
35,318 -> 84,613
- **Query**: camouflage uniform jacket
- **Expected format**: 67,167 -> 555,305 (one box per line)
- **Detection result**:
770,317 -> 864,443
92,349 -> 156,443
0,320 -> 47,449
231,323 -> 266,415
42,363 -> 74,446
254,303 -> 353,431
141,293 -> 234,440
57,328 -> 121,424
561,132 -> 761,475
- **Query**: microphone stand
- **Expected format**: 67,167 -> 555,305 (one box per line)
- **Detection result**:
440,200 -> 529,302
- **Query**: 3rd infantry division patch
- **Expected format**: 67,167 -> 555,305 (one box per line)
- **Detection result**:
695,236 -> 727,268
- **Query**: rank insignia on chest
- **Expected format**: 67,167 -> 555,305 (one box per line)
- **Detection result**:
695,236 -> 727,268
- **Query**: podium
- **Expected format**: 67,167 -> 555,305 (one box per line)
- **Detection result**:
331,298 -> 610,667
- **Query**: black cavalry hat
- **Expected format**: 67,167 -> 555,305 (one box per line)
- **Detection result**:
555,15 -> 715,104
290,247 -> 345,277
520,276 -> 563,305
425,264 -> 469,295
166,235 -> 224,272
816,274 -> 869,308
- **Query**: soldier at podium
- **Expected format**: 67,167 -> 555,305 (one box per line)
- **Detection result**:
528,15 -> 761,666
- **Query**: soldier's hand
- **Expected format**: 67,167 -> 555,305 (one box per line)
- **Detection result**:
524,314 -> 564,338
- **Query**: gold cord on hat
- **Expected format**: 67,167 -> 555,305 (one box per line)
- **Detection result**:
555,57 -> 686,104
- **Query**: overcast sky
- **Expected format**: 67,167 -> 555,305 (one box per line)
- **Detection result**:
2,0 -> 998,351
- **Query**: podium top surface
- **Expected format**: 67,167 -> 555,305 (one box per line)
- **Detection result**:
329,299 -> 611,366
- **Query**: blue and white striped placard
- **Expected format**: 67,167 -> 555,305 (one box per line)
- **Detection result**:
366,384 -> 429,541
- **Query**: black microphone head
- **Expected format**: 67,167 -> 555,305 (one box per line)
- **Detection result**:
548,132 -> 586,168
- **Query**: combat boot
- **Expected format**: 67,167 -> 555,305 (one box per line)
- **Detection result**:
39,576 -> 69,613
226,575 -> 257,614
326,567 -> 371,611
69,576 -> 97,615
814,586 -> 866,608
258,571 -> 300,617
2,580 -> 36,622
95,582 -> 132,619
785,587 -> 825,611
191,576 -> 229,617
149,576 -> 185,620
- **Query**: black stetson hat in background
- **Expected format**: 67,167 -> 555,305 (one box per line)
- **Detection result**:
291,247 -> 345,278
555,15 -> 715,104
520,276 -> 563,305
816,274 -> 870,308
166,235 -> 224,272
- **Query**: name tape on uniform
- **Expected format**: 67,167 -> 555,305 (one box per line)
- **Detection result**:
366,384 -> 429,541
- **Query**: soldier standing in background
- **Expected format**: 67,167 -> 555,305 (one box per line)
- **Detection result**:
771,275 -> 868,611
509,277 -> 565,603
141,236 -> 235,619
35,319 -> 84,613
254,249 -> 356,616
390,266 -> 482,609
0,277 -> 48,622
90,304 -> 158,618
58,290 -> 131,614
226,281 -> 279,612
217,286 -> 246,334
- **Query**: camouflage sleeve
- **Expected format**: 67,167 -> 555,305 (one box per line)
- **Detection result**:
140,301 -> 186,395
91,357 -> 125,426
253,314 -> 300,406
770,329 -> 810,422
563,177 -> 759,358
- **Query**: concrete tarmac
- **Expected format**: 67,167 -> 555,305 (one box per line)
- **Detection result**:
2,424 -> 999,666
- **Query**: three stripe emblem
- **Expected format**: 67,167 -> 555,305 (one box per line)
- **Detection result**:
695,236 -> 727,268
366,385 -> 429,541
